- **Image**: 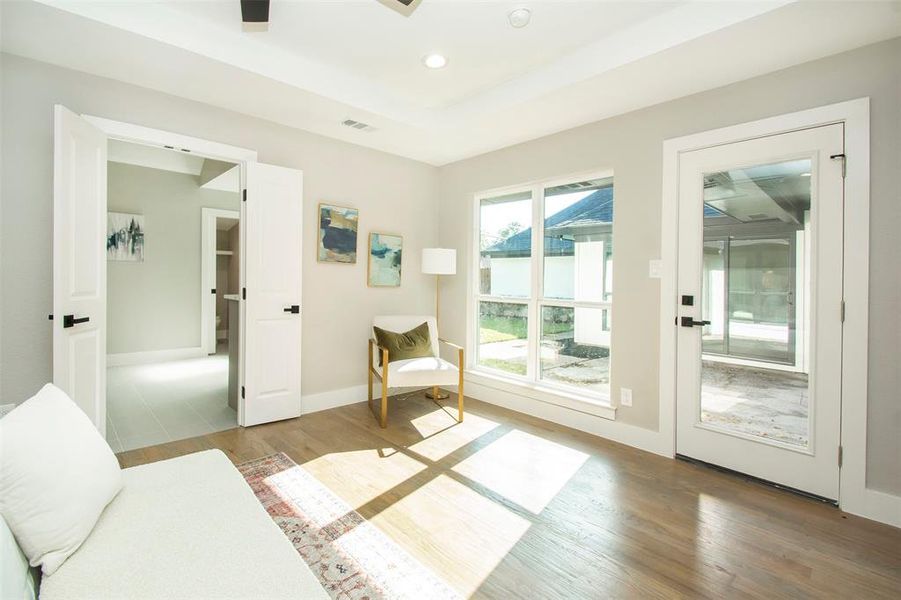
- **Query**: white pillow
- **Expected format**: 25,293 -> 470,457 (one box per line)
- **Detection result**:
0,383 -> 123,575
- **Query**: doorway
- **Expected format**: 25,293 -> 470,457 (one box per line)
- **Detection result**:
674,123 -> 844,500
104,140 -> 241,451
52,106 -> 305,448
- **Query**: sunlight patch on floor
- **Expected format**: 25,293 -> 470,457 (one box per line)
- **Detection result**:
408,409 -> 500,462
134,356 -> 227,383
302,449 -> 426,508
452,429 -> 589,514
371,474 -> 530,598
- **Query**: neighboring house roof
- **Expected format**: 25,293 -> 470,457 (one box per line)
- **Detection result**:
485,187 -> 614,257
484,187 -> 726,258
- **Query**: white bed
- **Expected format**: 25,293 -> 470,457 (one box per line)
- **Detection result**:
38,450 -> 328,600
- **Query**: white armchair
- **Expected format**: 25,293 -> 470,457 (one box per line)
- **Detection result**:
367,315 -> 464,428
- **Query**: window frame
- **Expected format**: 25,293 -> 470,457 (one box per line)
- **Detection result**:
470,169 -> 615,406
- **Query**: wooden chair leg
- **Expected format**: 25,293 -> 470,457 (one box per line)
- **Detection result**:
380,348 -> 389,428
367,345 -> 373,409
457,377 -> 464,423
457,348 -> 464,422
380,378 -> 388,428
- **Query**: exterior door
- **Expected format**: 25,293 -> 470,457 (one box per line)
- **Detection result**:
242,162 -> 303,426
676,124 -> 844,500
52,105 -> 108,435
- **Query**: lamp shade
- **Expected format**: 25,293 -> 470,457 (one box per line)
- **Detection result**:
421,248 -> 456,275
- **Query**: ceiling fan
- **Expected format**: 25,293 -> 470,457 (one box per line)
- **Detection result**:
241,0 -> 423,31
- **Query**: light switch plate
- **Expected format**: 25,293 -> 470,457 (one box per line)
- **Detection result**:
648,259 -> 662,278
620,387 -> 633,407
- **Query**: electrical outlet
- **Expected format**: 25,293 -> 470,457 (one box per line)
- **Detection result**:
620,387 -> 633,407
648,259 -> 662,279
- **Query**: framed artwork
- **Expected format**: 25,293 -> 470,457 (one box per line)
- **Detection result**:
107,212 -> 145,262
318,203 -> 359,263
368,232 -> 403,287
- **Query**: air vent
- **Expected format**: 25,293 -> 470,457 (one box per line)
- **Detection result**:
341,119 -> 376,133
747,213 -> 770,220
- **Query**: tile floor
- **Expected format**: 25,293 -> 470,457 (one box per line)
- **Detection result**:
106,344 -> 237,452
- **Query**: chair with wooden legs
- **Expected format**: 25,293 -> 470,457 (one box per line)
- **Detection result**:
367,315 -> 464,429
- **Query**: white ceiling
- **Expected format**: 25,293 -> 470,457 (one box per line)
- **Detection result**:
3,1 -> 900,165
109,139 -> 240,193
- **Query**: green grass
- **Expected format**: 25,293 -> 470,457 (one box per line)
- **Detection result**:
479,316 -> 526,344
478,358 -> 527,376
479,316 -> 572,344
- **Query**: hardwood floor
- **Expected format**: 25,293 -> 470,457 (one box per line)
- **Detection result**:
118,392 -> 901,599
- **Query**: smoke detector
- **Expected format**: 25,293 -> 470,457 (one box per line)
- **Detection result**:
508,7 -> 532,28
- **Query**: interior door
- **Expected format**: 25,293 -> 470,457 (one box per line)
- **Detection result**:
676,124 -> 844,500
52,105 -> 108,435
242,162 -> 303,426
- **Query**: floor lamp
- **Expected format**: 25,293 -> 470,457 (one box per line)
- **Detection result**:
422,248 -> 456,400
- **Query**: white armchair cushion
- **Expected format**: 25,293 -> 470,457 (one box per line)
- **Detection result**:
383,357 -> 459,388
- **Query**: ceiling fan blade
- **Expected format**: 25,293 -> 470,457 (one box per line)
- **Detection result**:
241,0 -> 269,31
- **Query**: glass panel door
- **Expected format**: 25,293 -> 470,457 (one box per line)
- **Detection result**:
699,160 -> 810,448
675,123 -> 843,500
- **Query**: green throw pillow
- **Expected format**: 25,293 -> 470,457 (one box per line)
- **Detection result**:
373,321 -> 433,366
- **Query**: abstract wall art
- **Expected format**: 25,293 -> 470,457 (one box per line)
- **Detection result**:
368,232 -> 403,287
318,203 -> 359,263
107,212 -> 145,262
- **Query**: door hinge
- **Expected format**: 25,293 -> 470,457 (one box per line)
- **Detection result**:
242,287 -> 246,300
840,300 -> 846,323
242,189 -> 247,202
830,153 -> 846,178
241,386 -> 245,399
838,445 -> 843,468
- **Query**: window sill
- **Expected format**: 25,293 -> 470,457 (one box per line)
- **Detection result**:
465,369 -> 616,421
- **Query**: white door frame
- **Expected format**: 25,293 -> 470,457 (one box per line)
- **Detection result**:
201,208 -> 240,355
659,98 -> 891,523
82,115 -> 257,426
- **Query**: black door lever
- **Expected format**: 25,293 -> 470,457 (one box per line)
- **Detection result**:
63,314 -> 90,328
283,305 -> 300,314
680,316 -> 711,328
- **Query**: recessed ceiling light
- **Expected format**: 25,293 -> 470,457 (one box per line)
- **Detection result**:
422,53 -> 448,69
508,7 -> 532,28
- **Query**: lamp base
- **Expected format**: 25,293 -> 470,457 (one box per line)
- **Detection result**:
425,389 -> 450,400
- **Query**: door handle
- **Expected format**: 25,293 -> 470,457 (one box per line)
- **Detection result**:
63,314 -> 90,329
680,316 -> 711,328
283,305 -> 300,314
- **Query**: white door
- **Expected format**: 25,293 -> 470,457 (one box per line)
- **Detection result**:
242,162 -> 303,426
52,105 -> 108,435
676,124 -> 844,500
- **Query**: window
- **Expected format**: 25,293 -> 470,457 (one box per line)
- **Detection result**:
475,175 -> 614,402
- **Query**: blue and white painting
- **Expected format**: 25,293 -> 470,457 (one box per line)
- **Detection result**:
318,203 -> 359,263
107,212 -> 144,262
368,233 -> 402,287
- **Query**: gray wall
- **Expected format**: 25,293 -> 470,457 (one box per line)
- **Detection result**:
0,53 -> 438,404
106,162 -> 239,354
1,39 -> 897,494
437,38 -> 901,494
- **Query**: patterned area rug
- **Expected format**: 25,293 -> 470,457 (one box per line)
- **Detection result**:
238,453 -> 460,600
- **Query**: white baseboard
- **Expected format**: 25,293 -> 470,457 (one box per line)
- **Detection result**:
464,377 -> 671,457
301,384 -> 442,415
843,487 -> 901,529
107,347 -> 207,367
302,384 -> 368,414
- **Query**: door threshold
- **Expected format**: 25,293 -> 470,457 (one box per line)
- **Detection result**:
676,454 -> 838,506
